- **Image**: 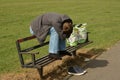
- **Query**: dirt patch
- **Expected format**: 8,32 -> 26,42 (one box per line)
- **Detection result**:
0,48 -> 106,80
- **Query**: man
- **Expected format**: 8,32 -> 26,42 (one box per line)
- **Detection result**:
30,12 -> 73,59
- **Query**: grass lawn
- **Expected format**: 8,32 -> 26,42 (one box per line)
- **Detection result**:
0,0 -> 120,74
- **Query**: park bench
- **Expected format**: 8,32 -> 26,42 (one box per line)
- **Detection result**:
16,32 -> 92,78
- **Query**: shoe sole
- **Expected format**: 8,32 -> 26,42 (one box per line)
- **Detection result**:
68,70 -> 87,75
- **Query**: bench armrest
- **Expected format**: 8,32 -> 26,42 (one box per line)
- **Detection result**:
19,51 -> 39,65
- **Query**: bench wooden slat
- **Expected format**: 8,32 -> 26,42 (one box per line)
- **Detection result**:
66,41 -> 92,53
17,35 -> 36,43
33,56 -> 54,65
25,55 -> 56,67
21,41 -> 49,52
37,58 -> 56,66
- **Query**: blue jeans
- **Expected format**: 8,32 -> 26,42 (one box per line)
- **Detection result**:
30,27 -> 66,54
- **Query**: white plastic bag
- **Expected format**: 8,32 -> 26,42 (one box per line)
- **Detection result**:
67,23 -> 87,46
67,31 -> 78,46
76,23 -> 87,43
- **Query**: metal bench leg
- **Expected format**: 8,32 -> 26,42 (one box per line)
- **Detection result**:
37,67 -> 43,79
72,50 -> 76,56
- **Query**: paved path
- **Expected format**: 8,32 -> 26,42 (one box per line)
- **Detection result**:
68,41 -> 120,80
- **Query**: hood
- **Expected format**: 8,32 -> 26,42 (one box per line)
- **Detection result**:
61,14 -> 72,22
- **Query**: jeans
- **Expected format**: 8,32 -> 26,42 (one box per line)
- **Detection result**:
30,27 -> 66,54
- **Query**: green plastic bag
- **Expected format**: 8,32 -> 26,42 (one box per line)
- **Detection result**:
67,23 -> 87,46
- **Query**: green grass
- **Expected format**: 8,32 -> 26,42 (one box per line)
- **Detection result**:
0,0 -> 120,74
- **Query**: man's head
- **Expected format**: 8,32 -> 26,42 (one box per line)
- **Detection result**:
62,22 -> 73,34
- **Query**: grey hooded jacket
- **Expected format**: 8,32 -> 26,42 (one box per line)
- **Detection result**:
30,12 -> 72,43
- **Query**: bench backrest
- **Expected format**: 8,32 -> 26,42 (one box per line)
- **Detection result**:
16,35 -> 49,52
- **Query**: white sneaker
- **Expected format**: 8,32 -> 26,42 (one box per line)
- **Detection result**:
84,58 -> 90,62
68,66 -> 87,75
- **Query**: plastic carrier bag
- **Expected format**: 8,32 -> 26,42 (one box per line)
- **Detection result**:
67,23 -> 87,46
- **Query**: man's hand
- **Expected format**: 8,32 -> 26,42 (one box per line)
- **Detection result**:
63,30 -> 72,38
